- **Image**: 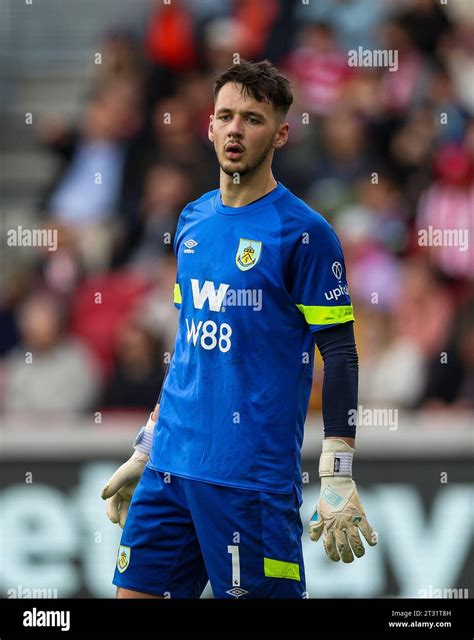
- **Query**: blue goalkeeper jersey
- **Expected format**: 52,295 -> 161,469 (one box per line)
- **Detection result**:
149,182 -> 354,494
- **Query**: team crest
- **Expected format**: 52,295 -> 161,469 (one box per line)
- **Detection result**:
117,545 -> 131,573
235,238 -> 262,271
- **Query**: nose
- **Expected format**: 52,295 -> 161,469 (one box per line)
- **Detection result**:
226,114 -> 244,139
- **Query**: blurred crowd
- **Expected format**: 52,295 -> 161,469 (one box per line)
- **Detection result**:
0,0 -> 473,419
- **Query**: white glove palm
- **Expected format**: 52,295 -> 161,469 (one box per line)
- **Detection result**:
101,413 -> 156,528
101,450 -> 148,528
309,439 -> 378,563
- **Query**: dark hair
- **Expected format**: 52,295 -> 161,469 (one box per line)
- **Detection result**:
213,59 -> 293,119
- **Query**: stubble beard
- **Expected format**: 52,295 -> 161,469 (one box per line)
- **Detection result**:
218,139 -> 274,178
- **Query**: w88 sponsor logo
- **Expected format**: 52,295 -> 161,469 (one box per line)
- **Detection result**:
185,318 -> 232,352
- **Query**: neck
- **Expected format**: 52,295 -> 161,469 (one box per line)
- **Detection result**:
219,166 -> 278,208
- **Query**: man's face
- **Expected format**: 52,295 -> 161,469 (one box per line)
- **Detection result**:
209,82 -> 288,177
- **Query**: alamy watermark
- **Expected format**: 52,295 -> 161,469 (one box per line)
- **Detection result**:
221,288 -> 262,312
23,607 -> 70,632
348,405 -> 399,431
6,226 -> 58,252
7,585 -> 58,598
348,47 -> 398,72
418,226 -> 469,251
418,585 -> 468,599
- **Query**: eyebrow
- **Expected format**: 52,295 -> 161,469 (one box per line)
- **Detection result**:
215,107 -> 266,120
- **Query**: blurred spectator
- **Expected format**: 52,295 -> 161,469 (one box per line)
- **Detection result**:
380,19 -> 427,115
91,28 -> 145,87
2,294 -> 100,413
318,108 -> 374,180
420,297 -> 474,408
175,73 -> 216,142
100,317 -> 165,411
304,108 -> 376,208
341,231 -> 402,312
341,70 -> 386,120
455,321 -> 474,407
128,163 -> 192,272
397,0 -> 452,57
295,0 -> 391,50
138,252 -> 180,356
0,272 -> 27,357
438,22 -> 474,116
334,175 -> 408,311
43,80 -> 142,225
232,0 -> 280,60
145,0 -> 198,72
144,0 -> 199,106
203,18 -> 250,73
36,223 -> 85,298
39,80 -> 143,271
69,270 -> 151,376
285,21 -> 354,115
387,105 -> 437,205
338,174 -> 410,255
416,142 -> 474,280
260,0 -> 299,64
186,0 -> 232,23
357,307 -> 425,408
393,257 -> 455,358
147,95 -> 216,195
425,66 -> 467,143
0,300 -> 18,357
200,1 -> 285,76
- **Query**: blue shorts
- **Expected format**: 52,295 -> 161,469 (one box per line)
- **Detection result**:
113,465 -> 306,598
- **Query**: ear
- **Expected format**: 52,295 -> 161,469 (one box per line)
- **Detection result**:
273,122 -> 289,150
208,115 -> 215,143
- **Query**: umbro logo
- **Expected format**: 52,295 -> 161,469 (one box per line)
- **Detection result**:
184,238 -> 198,254
226,587 -> 248,598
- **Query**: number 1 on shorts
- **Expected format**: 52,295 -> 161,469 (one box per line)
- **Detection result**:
227,545 -> 240,586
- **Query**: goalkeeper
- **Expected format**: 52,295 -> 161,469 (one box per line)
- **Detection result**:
102,59 -> 377,599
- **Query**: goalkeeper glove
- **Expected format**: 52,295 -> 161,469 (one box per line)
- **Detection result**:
100,412 -> 156,528
308,438 -> 378,563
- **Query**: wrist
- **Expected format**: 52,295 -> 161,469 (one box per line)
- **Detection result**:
319,438 -> 354,478
325,436 -> 355,448
131,448 -> 149,463
133,412 -> 156,455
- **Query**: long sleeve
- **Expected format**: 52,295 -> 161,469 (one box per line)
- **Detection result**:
314,320 -> 358,438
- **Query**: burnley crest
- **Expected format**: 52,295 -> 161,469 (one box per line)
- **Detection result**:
235,238 -> 262,271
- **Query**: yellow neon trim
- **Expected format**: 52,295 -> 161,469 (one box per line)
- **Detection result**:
296,304 -> 354,325
174,283 -> 182,305
264,557 -> 300,581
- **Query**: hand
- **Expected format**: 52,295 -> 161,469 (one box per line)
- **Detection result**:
308,439 -> 377,563
309,476 -> 377,562
101,450 -> 148,528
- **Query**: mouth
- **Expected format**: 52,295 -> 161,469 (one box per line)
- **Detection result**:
225,143 -> 244,160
